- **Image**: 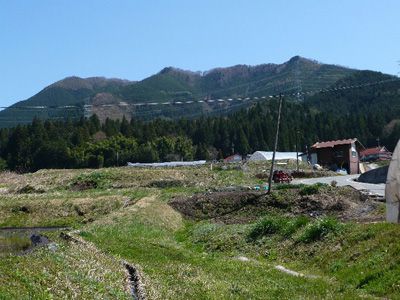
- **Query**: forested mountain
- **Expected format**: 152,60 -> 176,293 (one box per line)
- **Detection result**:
0,67 -> 399,172
1,56 -> 399,172
0,77 -> 133,127
305,70 -> 400,149
0,56 -> 355,127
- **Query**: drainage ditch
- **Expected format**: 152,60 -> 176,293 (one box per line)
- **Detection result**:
123,261 -> 146,300
60,231 -> 146,300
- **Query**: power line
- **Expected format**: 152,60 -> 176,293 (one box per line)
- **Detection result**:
0,77 -> 398,112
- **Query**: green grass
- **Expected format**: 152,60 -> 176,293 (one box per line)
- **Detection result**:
297,217 -> 342,243
0,166 -> 399,299
82,203 -> 348,299
299,183 -> 329,196
247,214 -> 312,241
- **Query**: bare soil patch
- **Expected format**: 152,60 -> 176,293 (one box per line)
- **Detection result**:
169,191 -> 263,221
169,186 -> 384,224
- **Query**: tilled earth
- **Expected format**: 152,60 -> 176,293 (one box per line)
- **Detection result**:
169,186 -> 385,224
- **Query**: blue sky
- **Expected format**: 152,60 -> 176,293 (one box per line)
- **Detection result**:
0,0 -> 399,106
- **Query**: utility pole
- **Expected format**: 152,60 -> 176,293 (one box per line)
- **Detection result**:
296,130 -> 300,172
268,94 -> 283,194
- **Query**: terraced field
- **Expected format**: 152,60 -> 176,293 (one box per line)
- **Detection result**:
0,164 -> 399,299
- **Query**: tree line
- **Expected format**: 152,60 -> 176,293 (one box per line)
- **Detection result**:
0,97 -> 398,172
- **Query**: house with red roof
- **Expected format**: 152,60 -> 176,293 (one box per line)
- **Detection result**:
360,146 -> 392,162
310,138 -> 365,174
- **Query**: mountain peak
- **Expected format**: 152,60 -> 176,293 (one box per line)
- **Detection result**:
48,76 -> 133,91
0,56 -> 360,127
159,67 -> 201,77
50,76 -> 89,90
287,55 -> 319,65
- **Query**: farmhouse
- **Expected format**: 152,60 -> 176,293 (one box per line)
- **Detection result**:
360,146 -> 392,162
310,138 -> 364,174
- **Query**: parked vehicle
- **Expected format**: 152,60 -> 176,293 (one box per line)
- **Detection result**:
272,170 -> 293,183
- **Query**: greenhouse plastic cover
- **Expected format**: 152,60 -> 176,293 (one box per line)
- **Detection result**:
127,160 -> 207,167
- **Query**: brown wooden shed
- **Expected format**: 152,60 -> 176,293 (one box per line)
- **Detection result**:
310,138 -> 365,174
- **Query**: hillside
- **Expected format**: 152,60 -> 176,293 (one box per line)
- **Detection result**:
0,77 -> 133,128
1,166 -> 399,298
1,73 -> 399,173
305,70 -> 400,149
0,56 -> 355,127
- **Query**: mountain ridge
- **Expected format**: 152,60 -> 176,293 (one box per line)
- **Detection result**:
0,56 -> 364,127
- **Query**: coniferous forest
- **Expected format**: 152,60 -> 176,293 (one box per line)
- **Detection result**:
1,87 -> 399,172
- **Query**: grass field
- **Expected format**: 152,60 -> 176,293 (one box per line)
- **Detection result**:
0,164 -> 398,299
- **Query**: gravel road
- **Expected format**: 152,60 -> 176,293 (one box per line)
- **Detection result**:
292,175 -> 385,197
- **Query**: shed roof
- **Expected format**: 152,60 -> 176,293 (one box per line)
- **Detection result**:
311,138 -> 359,149
360,146 -> 391,157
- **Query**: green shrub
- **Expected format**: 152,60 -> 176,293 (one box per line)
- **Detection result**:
71,171 -> 110,190
298,217 -> 342,243
275,183 -> 304,190
282,216 -> 309,237
247,215 -> 309,241
247,216 -> 285,241
299,183 -> 328,196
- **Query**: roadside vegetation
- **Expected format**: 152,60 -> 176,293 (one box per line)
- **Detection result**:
0,164 -> 398,299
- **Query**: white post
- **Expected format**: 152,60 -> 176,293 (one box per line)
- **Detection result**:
386,140 -> 400,223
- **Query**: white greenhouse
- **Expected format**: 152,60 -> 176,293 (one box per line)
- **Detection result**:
248,151 -> 298,161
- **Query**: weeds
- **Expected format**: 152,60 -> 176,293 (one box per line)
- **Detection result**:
299,183 -> 328,196
70,171 -> 112,190
275,183 -> 304,190
247,215 -> 341,243
248,215 -> 286,240
247,215 -> 309,241
282,216 -> 309,237
297,217 -> 342,243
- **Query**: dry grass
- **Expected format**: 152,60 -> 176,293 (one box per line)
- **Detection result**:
0,235 -> 131,299
0,192 -> 129,227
